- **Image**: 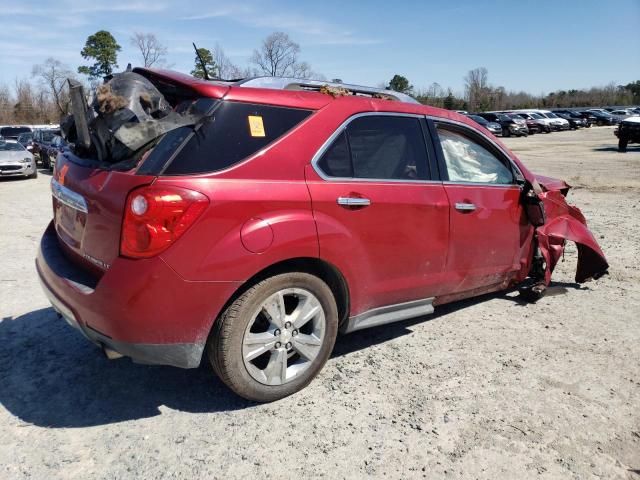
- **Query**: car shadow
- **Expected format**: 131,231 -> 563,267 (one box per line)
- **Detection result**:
38,168 -> 53,176
332,281 -> 585,357
592,146 -> 640,153
0,308 -> 256,428
0,282 -> 584,428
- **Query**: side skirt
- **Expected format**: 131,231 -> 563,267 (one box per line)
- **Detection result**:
342,298 -> 435,334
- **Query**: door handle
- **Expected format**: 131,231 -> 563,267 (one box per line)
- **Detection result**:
337,197 -> 371,207
455,202 -> 476,212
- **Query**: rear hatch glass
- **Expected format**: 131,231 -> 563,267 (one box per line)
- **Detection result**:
139,102 -> 312,175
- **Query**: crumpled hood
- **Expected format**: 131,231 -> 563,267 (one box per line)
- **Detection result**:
533,173 -> 571,194
0,151 -> 31,164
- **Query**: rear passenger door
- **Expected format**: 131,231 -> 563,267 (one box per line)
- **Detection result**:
305,113 -> 450,315
431,120 -> 527,293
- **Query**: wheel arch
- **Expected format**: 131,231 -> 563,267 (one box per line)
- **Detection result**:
206,257 -> 350,345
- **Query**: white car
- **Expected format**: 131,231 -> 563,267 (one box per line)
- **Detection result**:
610,109 -> 638,120
0,139 -> 37,179
512,109 -> 569,131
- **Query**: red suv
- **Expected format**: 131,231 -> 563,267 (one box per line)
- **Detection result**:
36,69 -> 608,402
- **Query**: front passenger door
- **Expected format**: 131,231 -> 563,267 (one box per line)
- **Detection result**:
433,122 -> 528,293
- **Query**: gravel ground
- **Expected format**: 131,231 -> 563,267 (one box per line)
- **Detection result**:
1,127 -> 638,479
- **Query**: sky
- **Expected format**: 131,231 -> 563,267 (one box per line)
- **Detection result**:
0,0 -> 638,95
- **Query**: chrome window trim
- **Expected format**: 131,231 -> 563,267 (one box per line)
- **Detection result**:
310,111 -> 436,184
50,178 -> 88,213
428,115 -> 525,187
441,181 -> 520,189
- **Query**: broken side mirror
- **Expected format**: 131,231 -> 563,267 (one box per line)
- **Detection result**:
523,188 -> 546,227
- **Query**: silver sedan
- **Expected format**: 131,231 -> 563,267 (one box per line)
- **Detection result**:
0,140 -> 37,179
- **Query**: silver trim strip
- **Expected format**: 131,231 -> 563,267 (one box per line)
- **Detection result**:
343,297 -> 435,334
51,178 -> 88,213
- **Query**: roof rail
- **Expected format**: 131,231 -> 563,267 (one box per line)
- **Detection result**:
235,77 -> 420,104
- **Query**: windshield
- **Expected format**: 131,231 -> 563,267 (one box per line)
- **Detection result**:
510,114 -> 524,120
0,127 -> 30,137
17,133 -> 33,143
40,131 -> 58,142
497,114 -> 511,121
545,113 -> 559,118
469,115 -> 488,124
0,141 -> 25,152
529,113 -> 543,119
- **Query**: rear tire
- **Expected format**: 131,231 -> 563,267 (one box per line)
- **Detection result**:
208,272 -> 338,402
28,169 -> 37,179
503,129 -> 511,138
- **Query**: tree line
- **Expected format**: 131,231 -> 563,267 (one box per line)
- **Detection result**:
388,69 -> 640,112
1,29 -> 638,125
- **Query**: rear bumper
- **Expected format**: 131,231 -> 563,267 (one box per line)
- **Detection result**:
36,222 -> 241,368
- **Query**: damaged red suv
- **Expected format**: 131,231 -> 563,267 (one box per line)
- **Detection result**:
36,69 -> 608,402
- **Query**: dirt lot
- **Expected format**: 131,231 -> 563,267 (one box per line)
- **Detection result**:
0,127 -> 638,479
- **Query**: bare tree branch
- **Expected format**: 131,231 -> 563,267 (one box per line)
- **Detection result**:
32,58 -> 73,115
251,32 -> 319,78
130,32 -> 168,68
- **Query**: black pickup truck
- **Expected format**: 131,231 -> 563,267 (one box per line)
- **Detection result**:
615,117 -> 640,152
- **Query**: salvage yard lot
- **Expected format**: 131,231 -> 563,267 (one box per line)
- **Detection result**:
0,127 -> 638,479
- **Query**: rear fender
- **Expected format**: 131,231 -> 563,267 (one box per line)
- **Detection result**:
535,190 -> 608,284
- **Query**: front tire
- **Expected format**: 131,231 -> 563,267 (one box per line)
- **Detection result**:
618,137 -> 628,153
208,272 -> 338,402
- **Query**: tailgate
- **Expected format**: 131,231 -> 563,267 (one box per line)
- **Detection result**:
52,154 -> 155,271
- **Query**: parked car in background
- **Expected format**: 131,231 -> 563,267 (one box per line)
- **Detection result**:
476,112 -> 528,137
554,112 -> 587,129
40,135 -> 69,171
514,110 -> 566,131
466,114 -> 503,136
552,110 -> 592,128
609,109 -> 638,121
0,126 -> 32,140
17,132 -> 34,151
0,139 -> 37,178
37,69 -> 608,401
504,113 -> 539,134
615,116 -> 640,152
537,111 -> 570,130
584,110 -> 619,126
516,112 -> 553,133
32,128 -> 61,168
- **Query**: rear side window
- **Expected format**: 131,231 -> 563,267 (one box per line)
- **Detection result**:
163,102 -> 312,175
317,115 -> 430,181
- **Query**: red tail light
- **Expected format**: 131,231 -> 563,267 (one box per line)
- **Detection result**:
121,185 -> 209,259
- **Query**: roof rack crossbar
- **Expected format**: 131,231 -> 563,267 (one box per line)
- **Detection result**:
235,77 -> 419,104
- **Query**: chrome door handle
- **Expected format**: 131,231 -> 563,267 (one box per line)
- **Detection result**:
455,202 -> 476,212
337,197 -> 371,207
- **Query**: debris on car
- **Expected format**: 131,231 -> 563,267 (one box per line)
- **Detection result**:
63,72 -> 206,166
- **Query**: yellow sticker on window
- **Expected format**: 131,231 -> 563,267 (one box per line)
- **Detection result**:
248,115 -> 266,137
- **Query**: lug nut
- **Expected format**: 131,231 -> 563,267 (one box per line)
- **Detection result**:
275,342 -> 282,349
274,329 -> 281,336
284,321 -> 292,329
285,342 -> 292,349
292,330 -> 298,336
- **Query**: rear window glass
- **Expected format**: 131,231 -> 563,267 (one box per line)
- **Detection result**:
162,102 -> 312,175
